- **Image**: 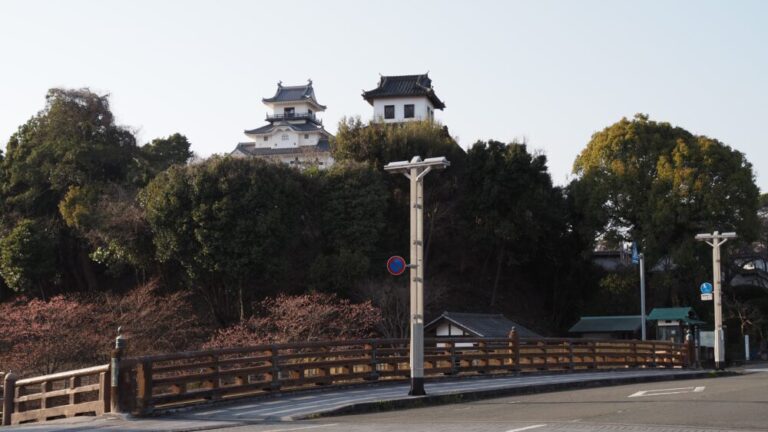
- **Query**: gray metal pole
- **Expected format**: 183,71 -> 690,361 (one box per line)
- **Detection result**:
410,173 -> 426,395
640,253 -> 646,341
409,166 -> 424,395
713,231 -> 725,370
384,155 -> 448,396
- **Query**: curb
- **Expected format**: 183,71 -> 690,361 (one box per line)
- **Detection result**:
294,370 -> 736,421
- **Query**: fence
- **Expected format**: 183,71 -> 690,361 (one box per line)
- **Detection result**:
1,332 -> 692,424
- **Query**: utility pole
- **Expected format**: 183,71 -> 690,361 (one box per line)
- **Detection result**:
632,242 -> 646,340
695,231 -> 737,370
384,156 -> 450,396
639,253 -> 646,341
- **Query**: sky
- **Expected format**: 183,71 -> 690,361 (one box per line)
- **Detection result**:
1,0 -> 767,191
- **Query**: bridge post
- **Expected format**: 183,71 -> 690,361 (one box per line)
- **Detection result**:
110,328 -> 126,414
2,372 -> 16,426
684,328 -> 694,368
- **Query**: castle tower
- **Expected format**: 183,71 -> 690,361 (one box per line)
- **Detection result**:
362,73 -> 445,123
231,80 -> 334,168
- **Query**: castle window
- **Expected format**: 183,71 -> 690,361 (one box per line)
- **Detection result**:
404,104 -> 415,118
304,134 -> 309,139
282,134 -> 289,141
384,105 -> 395,119
263,136 -> 268,141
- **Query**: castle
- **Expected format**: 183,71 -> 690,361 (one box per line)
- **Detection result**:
231,73 -> 445,169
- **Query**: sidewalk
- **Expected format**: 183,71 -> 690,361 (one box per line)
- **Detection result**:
4,368 -> 723,432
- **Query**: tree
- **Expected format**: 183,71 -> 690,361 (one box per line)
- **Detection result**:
0,296 -> 104,376
0,88 -> 190,294
204,293 -> 381,348
305,162 -> 388,294
142,156 -> 305,324
0,218 -> 58,298
461,140 -> 567,307
139,133 -> 193,183
571,114 -> 760,306
332,118 -> 464,170
0,281 -> 205,376
332,119 -> 466,290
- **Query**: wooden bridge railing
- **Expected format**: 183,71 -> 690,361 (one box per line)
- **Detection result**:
1,365 -> 109,425
1,331 -> 692,424
118,333 -> 689,415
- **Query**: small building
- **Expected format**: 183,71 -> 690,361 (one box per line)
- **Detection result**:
362,73 -> 445,123
647,307 -> 705,344
568,315 -> 644,340
425,312 -> 541,340
231,80 -> 334,168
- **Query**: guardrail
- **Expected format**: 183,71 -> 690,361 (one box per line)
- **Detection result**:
0,332 -> 691,424
1,365 -> 109,425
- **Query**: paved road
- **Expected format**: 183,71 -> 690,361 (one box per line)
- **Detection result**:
6,368 -> 763,432
212,369 -> 768,432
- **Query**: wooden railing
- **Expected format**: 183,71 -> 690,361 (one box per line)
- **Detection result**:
1,365 -> 109,425
118,335 -> 689,415
0,333 -> 691,424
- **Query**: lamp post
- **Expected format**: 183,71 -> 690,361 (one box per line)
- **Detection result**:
384,155 -> 450,396
695,230 -> 737,370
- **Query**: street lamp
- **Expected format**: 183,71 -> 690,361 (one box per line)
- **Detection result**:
384,156 -> 450,395
695,231 -> 737,370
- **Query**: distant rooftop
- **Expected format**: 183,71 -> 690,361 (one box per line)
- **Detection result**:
426,311 -> 541,338
262,80 -> 326,110
362,73 -> 445,109
647,307 -> 705,325
569,315 -> 643,333
232,138 -> 330,157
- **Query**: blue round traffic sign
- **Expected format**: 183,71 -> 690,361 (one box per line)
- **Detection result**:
386,256 -> 407,276
700,282 -> 713,294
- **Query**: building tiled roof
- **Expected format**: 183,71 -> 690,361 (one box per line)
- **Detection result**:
362,73 -> 445,109
568,316 -> 643,333
232,138 -> 330,157
244,122 -> 327,135
425,312 -> 541,338
262,80 -> 326,109
647,307 -> 705,325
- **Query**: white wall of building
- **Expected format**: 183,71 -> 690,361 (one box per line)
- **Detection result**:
265,101 -> 324,115
435,322 -> 469,337
247,129 -> 324,150
372,97 -> 435,123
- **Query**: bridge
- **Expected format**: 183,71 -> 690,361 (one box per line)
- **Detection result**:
1,331 -> 694,427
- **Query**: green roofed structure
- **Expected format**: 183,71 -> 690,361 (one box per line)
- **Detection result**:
568,315 -> 644,340
647,307 -> 705,344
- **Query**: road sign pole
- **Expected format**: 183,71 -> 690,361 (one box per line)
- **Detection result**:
713,232 -> 724,370
384,156 -> 449,396
640,253 -> 646,341
696,230 -> 736,370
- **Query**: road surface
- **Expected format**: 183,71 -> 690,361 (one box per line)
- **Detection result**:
7,367 -> 766,431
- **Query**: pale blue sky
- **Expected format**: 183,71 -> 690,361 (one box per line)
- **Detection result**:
1,0 -> 766,190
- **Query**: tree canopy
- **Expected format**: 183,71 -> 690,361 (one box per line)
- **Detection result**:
572,114 -> 760,305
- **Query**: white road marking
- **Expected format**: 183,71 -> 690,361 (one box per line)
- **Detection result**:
261,424 -> 339,432
629,386 -> 705,397
505,425 -> 547,432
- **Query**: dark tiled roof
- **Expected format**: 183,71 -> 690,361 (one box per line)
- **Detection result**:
568,316 -> 643,333
425,312 -> 541,338
244,122 -> 327,135
362,73 -> 445,109
262,81 -> 327,109
231,141 -> 331,157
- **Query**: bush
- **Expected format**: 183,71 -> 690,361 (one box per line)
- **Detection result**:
205,293 -> 381,348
